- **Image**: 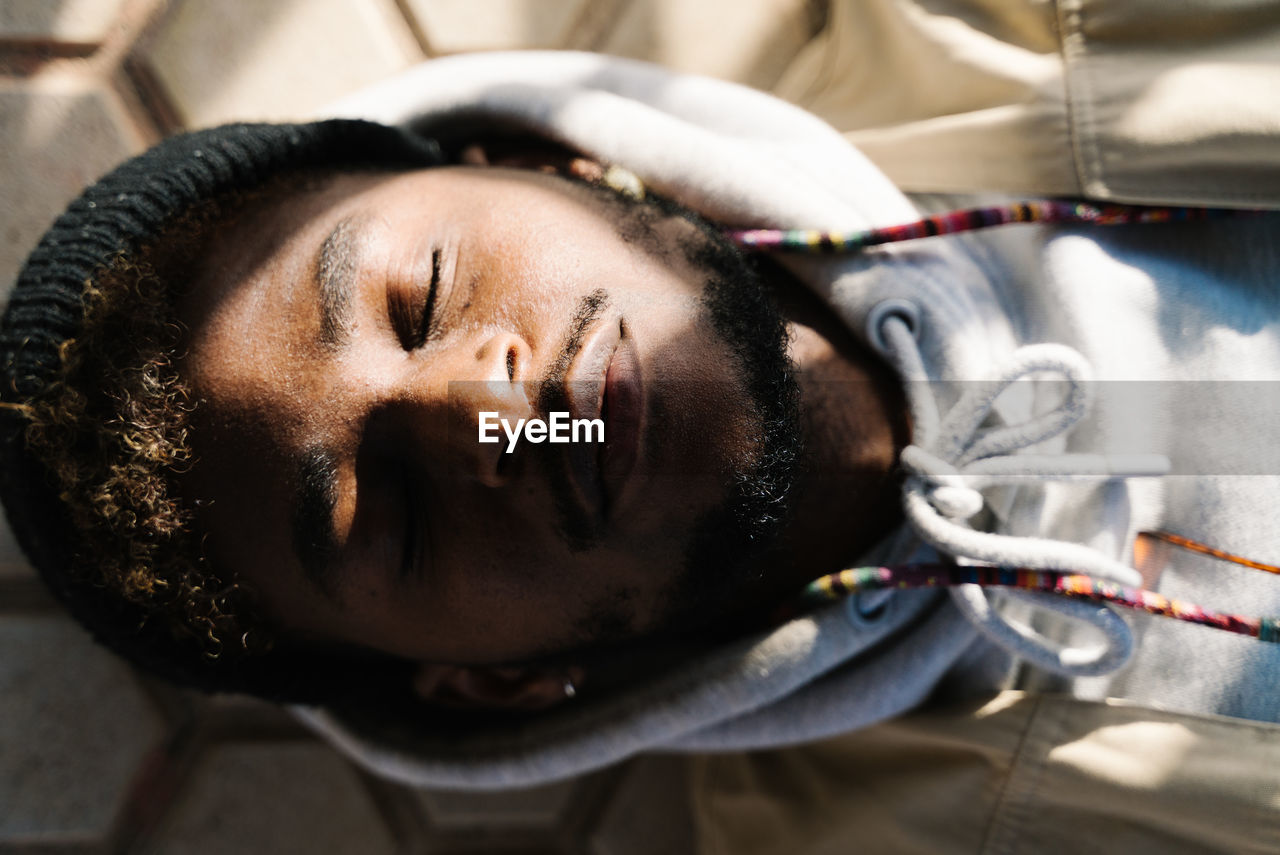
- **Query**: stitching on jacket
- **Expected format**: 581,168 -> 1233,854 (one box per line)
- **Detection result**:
1055,0 -> 1104,199
978,693 -> 1046,855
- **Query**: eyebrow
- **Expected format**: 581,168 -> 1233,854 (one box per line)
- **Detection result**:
291,446 -> 341,599
314,215 -> 363,349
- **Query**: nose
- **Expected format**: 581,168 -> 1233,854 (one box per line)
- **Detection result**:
396,330 -> 533,488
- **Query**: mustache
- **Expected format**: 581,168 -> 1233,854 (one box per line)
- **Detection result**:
537,288 -> 610,416
531,288 -> 610,552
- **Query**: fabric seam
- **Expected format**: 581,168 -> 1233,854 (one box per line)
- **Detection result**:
1054,0 -> 1101,199
978,692 -> 1048,855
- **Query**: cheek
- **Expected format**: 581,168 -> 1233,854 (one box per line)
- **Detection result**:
425,498 -> 684,651
429,488 -> 554,613
637,314 -> 763,481
474,231 -> 597,315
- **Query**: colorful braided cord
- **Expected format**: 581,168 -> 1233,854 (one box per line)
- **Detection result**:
799,563 -> 1280,643
729,202 -> 1264,252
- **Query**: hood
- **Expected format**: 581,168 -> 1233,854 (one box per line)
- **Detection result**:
293,51 -> 1148,790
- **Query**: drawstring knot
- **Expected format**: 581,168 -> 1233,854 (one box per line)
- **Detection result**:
871,303 -> 1170,678
899,446 -> 984,519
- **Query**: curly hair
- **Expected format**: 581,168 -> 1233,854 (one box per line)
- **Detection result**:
18,208 -> 264,661
0,120 -> 455,705
9,185 -> 423,706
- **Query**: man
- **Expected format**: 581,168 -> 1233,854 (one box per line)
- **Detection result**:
166,135 -> 904,695
4,48 -> 1280,809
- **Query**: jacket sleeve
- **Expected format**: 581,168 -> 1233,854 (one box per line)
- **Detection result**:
774,0 -> 1280,207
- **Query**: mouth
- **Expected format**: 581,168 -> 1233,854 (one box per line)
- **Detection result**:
562,316 -> 621,525
561,316 -> 645,525
598,323 -> 642,518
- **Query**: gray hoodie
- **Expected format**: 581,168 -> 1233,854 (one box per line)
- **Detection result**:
292,51 -> 1280,789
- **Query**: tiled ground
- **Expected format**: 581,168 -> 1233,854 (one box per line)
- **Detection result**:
0,1 -> 825,852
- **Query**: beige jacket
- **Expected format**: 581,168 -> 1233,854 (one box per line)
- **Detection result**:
775,0 -> 1280,207
692,6 -> 1280,850
693,692 -> 1280,854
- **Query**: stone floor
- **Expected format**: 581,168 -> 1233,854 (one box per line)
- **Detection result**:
0,1 -> 825,852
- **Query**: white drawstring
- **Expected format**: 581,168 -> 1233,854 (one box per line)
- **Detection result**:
872,307 -> 1170,678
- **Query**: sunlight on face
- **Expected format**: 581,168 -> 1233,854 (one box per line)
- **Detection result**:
178,166 -> 799,665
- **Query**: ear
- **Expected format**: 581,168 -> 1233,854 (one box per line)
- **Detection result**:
412,663 -> 586,711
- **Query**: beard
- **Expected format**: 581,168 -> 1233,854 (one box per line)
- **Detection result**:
529,180 -> 804,651
654,225 -> 803,639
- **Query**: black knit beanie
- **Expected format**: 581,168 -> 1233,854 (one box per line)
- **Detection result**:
0,119 -> 443,700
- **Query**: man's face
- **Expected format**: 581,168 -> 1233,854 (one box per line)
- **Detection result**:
179,166 -> 798,666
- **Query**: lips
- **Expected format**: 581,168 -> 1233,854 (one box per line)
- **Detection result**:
561,317 -> 644,523
562,318 -> 621,524
599,330 -> 642,516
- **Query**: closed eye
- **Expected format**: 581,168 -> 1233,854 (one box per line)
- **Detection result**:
389,248 -> 442,350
